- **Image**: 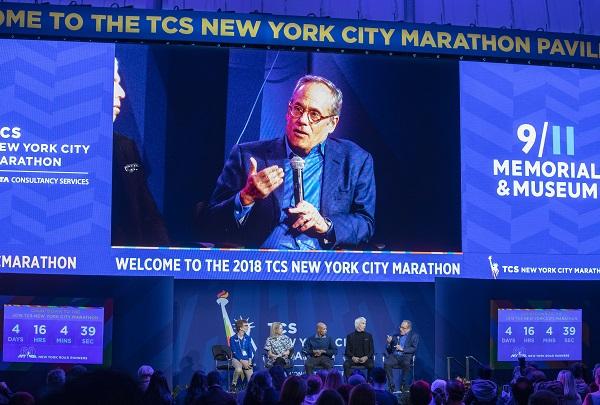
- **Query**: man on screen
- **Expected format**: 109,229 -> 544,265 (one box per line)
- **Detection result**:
205,75 -> 375,249
112,58 -> 169,246
384,320 -> 419,392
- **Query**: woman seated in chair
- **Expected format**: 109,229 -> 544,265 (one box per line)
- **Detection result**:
231,319 -> 255,390
264,322 -> 293,368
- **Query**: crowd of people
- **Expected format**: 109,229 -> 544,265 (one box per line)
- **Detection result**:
2,360 -> 600,405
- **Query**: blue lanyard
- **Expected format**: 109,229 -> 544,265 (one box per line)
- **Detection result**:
235,334 -> 248,356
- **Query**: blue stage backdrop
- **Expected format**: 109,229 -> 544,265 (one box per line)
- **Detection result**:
173,280 -> 435,386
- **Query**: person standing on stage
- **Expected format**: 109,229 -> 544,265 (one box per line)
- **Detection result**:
230,319 -> 255,390
384,320 -> 419,392
344,317 -> 374,379
303,322 -> 338,374
264,322 -> 294,368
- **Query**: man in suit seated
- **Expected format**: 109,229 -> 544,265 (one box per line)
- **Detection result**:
206,75 -> 375,250
384,320 -> 419,392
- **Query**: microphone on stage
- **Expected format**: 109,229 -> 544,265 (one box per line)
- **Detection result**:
290,156 -> 305,206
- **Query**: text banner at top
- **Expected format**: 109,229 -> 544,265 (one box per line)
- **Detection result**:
1,3 -> 600,65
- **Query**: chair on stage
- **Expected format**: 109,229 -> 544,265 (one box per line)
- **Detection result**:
383,353 -> 416,392
344,354 -> 376,380
263,348 -> 295,374
301,353 -> 339,375
212,344 -> 233,389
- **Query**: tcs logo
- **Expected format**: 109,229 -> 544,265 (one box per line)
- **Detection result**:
267,322 -> 297,334
1,127 -> 21,139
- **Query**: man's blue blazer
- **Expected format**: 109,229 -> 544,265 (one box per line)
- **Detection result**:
206,136 -> 376,249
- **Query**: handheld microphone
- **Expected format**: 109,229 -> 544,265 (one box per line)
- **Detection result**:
290,156 -> 305,206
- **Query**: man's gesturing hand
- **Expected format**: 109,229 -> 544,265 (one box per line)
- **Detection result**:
240,157 -> 284,206
288,200 -> 329,234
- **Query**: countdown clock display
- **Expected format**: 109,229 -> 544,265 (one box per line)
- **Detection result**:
3,305 -> 104,364
497,309 -> 582,361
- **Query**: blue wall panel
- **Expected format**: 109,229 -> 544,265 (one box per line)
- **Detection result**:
547,0 -> 581,33
444,0 -> 477,26
415,0 -> 443,24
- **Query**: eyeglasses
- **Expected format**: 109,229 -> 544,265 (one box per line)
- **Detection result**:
288,103 -> 336,124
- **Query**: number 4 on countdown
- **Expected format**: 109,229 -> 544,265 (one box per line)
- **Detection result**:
60,326 -> 68,335
12,324 -> 20,334
505,326 -> 512,335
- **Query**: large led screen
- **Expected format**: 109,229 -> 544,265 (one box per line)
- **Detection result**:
0,38 -> 598,281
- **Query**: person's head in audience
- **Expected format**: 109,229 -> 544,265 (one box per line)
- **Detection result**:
136,364 -> 154,393
306,375 -> 323,398
593,364 -> 600,380
325,369 -> 343,391
317,369 -> 329,386
470,367 -> 497,403
188,370 -> 208,397
591,365 -> 600,393
528,370 -> 547,384
145,369 -> 171,401
207,370 -> 222,387
42,368 -> 66,400
431,379 -> 447,393
445,380 -> 465,404
269,365 -> 286,392
246,370 -> 274,404
431,379 -> 447,405
534,378 -> 564,400
349,383 -> 376,405
59,369 -> 142,405
347,373 -> 366,387
315,388 -> 345,405
279,375 -> 307,405
410,380 -> 432,405
47,368 -> 66,389
0,381 -> 10,401
337,384 -> 352,404
529,389 -> 558,405
66,365 -> 87,383
370,367 -> 387,390
8,392 -> 35,405
557,370 -> 579,401
512,377 -> 533,405
595,367 -> 600,385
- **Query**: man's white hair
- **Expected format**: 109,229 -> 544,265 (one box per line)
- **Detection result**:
354,316 -> 366,329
